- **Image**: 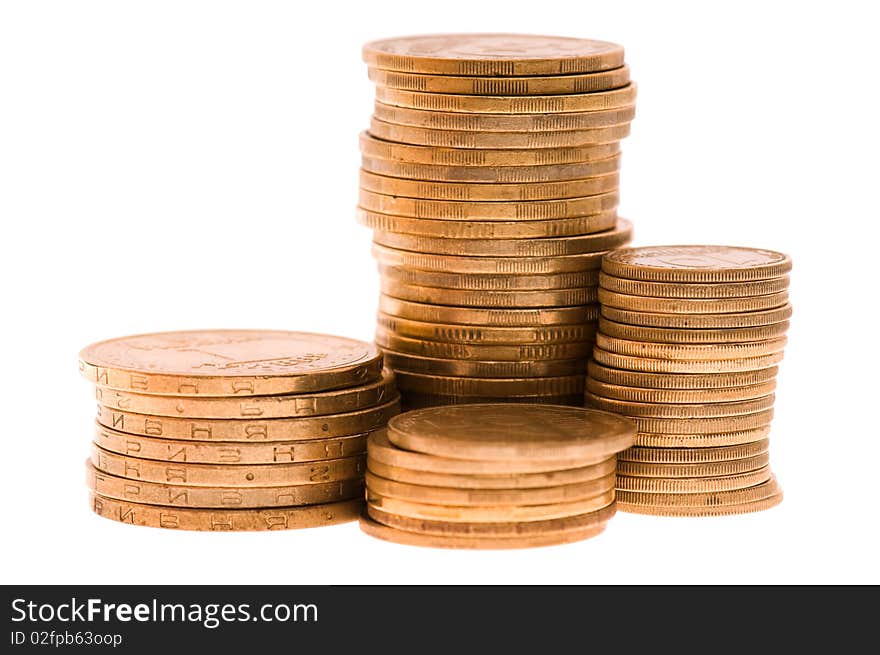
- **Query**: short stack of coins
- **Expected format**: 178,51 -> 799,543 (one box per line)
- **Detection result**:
359,404 -> 635,548
584,246 -> 792,516
78,330 -> 400,531
357,34 -> 636,408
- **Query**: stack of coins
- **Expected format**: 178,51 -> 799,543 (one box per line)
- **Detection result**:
357,34 -> 636,408
584,246 -> 792,516
79,330 -> 400,531
359,404 -> 635,549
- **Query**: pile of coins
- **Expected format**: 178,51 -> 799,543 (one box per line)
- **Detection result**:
584,246 -> 792,515
79,330 -> 400,530
357,34 -> 636,408
359,404 -> 635,548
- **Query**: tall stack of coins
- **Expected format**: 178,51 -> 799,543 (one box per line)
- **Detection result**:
79,330 -> 400,531
584,246 -> 792,516
359,404 -> 635,548
357,34 -> 636,408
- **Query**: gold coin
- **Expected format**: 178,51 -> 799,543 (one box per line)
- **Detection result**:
376,330 -> 593,361
367,429 -> 599,475
373,219 -> 631,257
367,456 -> 616,489
603,245 -> 792,283
585,377 -> 777,403
616,476 -> 781,508
90,445 -> 366,487
379,265 -> 600,291
369,65 -> 630,95
368,503 -> 615,538
373,244 -> 605,274
79,330 -> 383,396
598,288 -> 790,314
388,404 -> 634,462
95,371 -> 398,419
620,439 -> 770,463
90,493 -> 362,531
361,153 -> 622,183
86,464 -> 364,509
617,466 -> 772,493
587,360 -> 777,389
367,489 -> 615,522
601,303 -> 794,329
617,491 -> 783,516
379,295 -> 598,326
585,393 -> 775,418
592,347 -> 784,373
374,83 -> 638,113
634,426 -> 772,448
629,409 -> 774,435
360,168 -> 621,201
402,392 -> 583,409
597,317 -> 790,344
369,118 -> 631,148
387,352 -> 587,378
359,514 -> 607,549
358,208 -> 619,238
373,102 -> 637,132
377,313 -> 597,345
595,333 -> 788,359
617,453 -> 770,478
381,280 -> 598,308
360,188 -> 619,220
366,471 -> 616,506
359,131 -> 620,166
599,272 -> 790,299
94,423 -> 372,465
95,397 -> 399,441
362,34 -> 625,77
395,372 -> 586,398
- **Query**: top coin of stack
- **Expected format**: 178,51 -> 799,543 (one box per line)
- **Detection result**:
78,330 -> 400,531
584,246 -> 792,516
360,403 -> 635,549
358,34 -> 636,409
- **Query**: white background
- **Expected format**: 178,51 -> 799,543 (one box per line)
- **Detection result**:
1,0 -> 878,584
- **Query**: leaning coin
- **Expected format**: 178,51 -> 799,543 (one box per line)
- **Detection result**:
617,490 -> 783,516
628,409 -> 774,435
616,466 -> 772,493
599,272 -> 790,298
380,280 -> 598,308
90,445 -> 366,487
633,426 -> 772,448
585,377 -> 777,403
375,330 -> 593,361
86,463 -> 363,509
372,244 -> 605,274
378,265 -> 600,291
587,360 -> 778,389
595,333 -> 788,360
616,476 -> 781,508
617,453 -> 770,478
601,303 -> 794,329
377,313 -> 597,345
585,393 -> 776,418
620,439 -> 770,463
597,317 -> 790,344
94,370 -> 398,419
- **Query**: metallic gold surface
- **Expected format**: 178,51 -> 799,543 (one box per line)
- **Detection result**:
602,246 -> 792,283
90,445 -> 366,487
86,463 -> 363,509
387,404 -> 634,461
372,244 -> 605,274
378,265 -> 600,290
600,303 -> 793,329
617,453 -> 770,478
597,288 -> 789,314
95,371 -> 397,419
597,317 -> 790,344
401,392 -> 583,409
628,409 -> 774,435
79,330 -> 382,396
585,393 -> 775,418
366,471 -> 616,506
375,330 -> 592,361
599,272 -> 789,298
89,493 -> 362,531
620,439 -> 770,463
368,65 -> 631,95
362,34 -> 625,77
616,476 -> 781,508
393,370 -> 586,394
376,313 -> 596,345
380,279 -> 598,307
379,296 -> 599,326
587,361 -> 778,389
633,426 -> 772,448
592,347 -> 784,373
616,466 -> 771,493
595,333 -> 788,359
586,377 -> 776,403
